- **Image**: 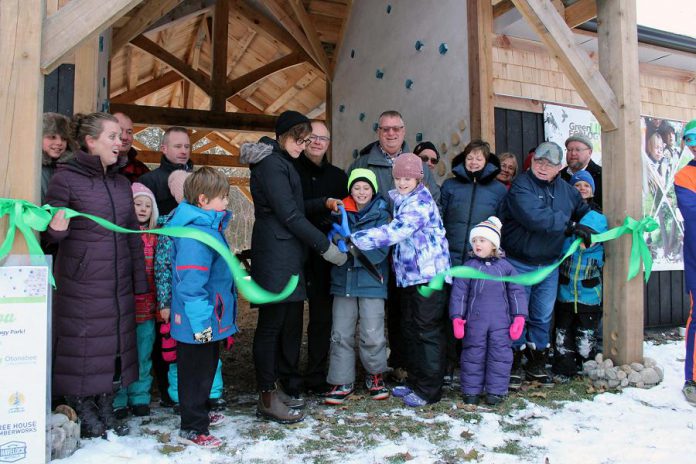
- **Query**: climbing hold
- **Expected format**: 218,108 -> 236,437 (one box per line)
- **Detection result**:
359,113 -> 366,122
440,142 -> 448,154
372,122 -> 379,132
375,69 -> 384,79
415,40 -> 424,51
451,132 -> 461,146
405,79 -> 414,89
459,119 -> 467,132
386,5 -> 392,14
338,105 -> 345,113
439,43 -> 448,55
350,49 -> 355,58
352,149 -> 359,159
416,133 -> 423,142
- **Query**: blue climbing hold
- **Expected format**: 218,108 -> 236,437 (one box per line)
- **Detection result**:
350,49 -> 355,58
439,43 -> 449,55
359,113 -> 366,122
372,122 -> 379,132
386,5 -> 392,14
415,40 -> 424,51
405,79 -> 414,89
339,105 -> 345,113
375,69 -> 384,79
416,133 -> 423,142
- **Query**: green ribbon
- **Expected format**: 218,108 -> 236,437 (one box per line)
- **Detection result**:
0,198 -> 298,304
418,215 -> 659,297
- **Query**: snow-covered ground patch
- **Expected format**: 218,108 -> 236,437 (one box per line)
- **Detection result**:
56,341 -> 696,463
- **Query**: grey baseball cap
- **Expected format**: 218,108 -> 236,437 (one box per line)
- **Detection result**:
534,141 -> 563,165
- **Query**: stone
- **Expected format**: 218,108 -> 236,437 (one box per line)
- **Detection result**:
619,365 -> 633,374
640,367 -> 660,385
628,372 -> 642,384
630,362 -> 644,372
620,378 -> 629,387
606,369 -> 619,380
51,413 -> 69,427
603,359 -> 614,369
608,379 -> 620,388
595,353 -> 604,364
636,381 -> 645,389
616,370 -> 627,380
644,357 -> 657,368
654,366 -> 664,381
594,380 -> 609,390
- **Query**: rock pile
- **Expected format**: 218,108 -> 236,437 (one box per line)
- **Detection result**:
50,405 -> 80,460
581,353 -> 664,390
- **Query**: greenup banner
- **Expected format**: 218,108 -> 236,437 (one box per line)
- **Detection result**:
418,216 -> 658,298
0,198 -> 297,304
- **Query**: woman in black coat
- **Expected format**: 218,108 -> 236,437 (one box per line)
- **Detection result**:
240,111 -> 346,424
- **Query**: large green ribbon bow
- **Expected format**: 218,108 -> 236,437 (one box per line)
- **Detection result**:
0,198 -> 298,304
418,215 -> 659,297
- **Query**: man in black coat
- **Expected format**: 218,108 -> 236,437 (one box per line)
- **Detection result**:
293,120 -> 348,393
139,127 -> 194,215
560,134 -> 602,208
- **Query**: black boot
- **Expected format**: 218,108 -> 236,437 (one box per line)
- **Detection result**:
95,393 -> 130,436
525,349 -> 554,387
65,396 -> 106,439
509,350 -> 524,391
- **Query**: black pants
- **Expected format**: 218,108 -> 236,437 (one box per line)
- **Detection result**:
552,302 -> 601,376
253,301 -> 304,393
400,286 -> 445,403
387,271 -> 406,368
177,341 -> 219,434
305,278 -> 333,389
442,284 -> 461,373
152,321 -> 172,404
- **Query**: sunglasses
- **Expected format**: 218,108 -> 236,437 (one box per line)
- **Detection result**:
685,134 -> 696,146
418,155 -> 438,165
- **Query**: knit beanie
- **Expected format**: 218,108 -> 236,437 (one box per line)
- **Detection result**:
569,170 -> 595,195
275,110 -> 311,138
168,170 -> 191,204
348,168 -> 378,193
565,134 -> 593,150
413,141 -> 440,162
392,153 -> 424,180
684,119 -> 696,147
469,216 -> 502,249
132,182 -> 159,227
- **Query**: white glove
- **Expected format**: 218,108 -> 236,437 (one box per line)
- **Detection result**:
194,327 -> 212,343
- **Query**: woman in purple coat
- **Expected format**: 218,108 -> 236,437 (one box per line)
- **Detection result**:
44,112 -> 147,438
449,217 -> 528,405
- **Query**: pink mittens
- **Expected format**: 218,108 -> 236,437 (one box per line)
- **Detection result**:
509,316 -> 525,341
452,318 -> 466,339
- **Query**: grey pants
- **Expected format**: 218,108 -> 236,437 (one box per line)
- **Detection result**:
327,296 -> 388,385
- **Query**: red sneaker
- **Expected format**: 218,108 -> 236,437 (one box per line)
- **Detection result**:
365,374 -> 389,400
177,430 -> 223,448
208,412 -> 227,427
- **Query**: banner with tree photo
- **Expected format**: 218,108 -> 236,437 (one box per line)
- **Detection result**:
641,116 -> 691,271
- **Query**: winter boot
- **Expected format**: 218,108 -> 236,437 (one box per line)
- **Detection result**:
256,390 -> 305,424
275,383 -> 306,409
113,406 -> 129,420
96,393 -> 130,436
462,394 -> 480,405
485,394 -> 506,406
509,350 -> 525,391
130,404 -> 150,417
683,381 -> 696,406
324,384 -> 355,405
65,396 -> 106,439
365,374 -> 389,400
525,349 -> 554,387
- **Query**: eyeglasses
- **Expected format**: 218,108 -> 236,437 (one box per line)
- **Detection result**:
378,125 -> 404,133
308,135 -> 330,143
295,137 -> 311,145
419,155 -> 438,165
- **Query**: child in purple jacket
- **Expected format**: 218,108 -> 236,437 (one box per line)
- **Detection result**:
449,216 -> 528,405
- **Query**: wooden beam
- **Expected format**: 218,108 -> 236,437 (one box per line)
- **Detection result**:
193,141 -> 216,153
210,0 -> 230,112
42,0 -> 143,74
185,14 -> 208,109
74,37 -> 101,113
493,0 -> 515,18
1,0 -> 43,252
597,0 -> 643,364
288,0 -> 330,76
131,34 -> 211,94
229,95 -> 264,114
493,95 -> 544,114
110,103 -> 277,132
234,0 -> 300,52
136,149 -> 245,167
259,0 -> 325,74
126,45 -> 139,90
146,0 -> 215,34
229,177 -> 250,187
265,69 -> 320,113
227,28 -> 257,77
329,0 -> 352,77
468,0 -> 495,148
510,0 -> 619,130
190,130 -> 212,145
112,0 -> 184,52
564,0 -> 597,29
206,132 -> 241,155
111,70 -> 182,103
224,51 -> 305,99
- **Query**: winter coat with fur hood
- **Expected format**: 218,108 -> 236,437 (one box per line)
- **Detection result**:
240,136 -> 331,302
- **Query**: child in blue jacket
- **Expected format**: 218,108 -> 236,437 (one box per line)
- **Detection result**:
169,167 -> 238,449
324,169 -> 391,405
552,171 -> 608,377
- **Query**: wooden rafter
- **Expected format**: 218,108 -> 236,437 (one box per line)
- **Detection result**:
224,51 -> 306,99
110,103 -> 277,132
265,69 -> 320,113
288,0 -> 331,77
510,0 -> 619,130
42,0 -> 143,73
112,0 -> 184,52
234,0 -> 300,53
131,34 -> 212,94
229,95 -> 264,114
329,0 -> 353,77
564,0 -> 597,29
111,70 -> 181,104
259,0 -> 326,74
227,28 -> 258,77
193,141 -> 216,153
146,0 -> 215,34
190,130 -> 212,145
184,14 -> 208,108
307,102 -> 326,119
206,132 -> 241,155
126,45 -> 140,90
210,0 -> 230,112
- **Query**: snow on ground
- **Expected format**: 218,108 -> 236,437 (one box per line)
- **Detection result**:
57,341 -> 696,464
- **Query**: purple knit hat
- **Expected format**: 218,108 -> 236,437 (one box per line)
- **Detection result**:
392,153 -> 424,180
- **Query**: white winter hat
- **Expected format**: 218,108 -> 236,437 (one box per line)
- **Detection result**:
469,216 -> 502,249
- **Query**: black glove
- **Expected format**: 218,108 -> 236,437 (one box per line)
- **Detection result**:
573,223 -> 597,248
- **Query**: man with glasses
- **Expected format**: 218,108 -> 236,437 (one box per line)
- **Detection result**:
560,134 -> 602,208
414,141 -> 440,172
293,120 -> 348,395
497,141 -> 592,387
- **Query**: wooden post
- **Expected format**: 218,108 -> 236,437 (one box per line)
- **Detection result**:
210,0 -> 229,112
597,0 -> 643,364
73,37 -> 101,113
467,0 -> 495,149
0,0 -> 44,253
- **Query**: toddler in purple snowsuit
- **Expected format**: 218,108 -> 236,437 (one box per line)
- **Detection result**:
449,216 -> 528,405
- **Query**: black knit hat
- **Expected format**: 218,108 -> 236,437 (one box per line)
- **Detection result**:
275,110 -> 311,138
413,141 -> 440,162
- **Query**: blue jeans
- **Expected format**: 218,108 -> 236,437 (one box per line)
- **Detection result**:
507,257 -> 559,351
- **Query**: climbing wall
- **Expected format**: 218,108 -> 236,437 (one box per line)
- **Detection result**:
331,0 -> 470,179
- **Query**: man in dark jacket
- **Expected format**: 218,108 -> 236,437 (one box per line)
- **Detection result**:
560,134 -> 602,208
292,120 -> 348,393
114,112 -> 150,183
498,141 -> 592,387
139,127 -> 194,215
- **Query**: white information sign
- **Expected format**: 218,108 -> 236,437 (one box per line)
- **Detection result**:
0,266 -> 49,464
543,103 -> 603,166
